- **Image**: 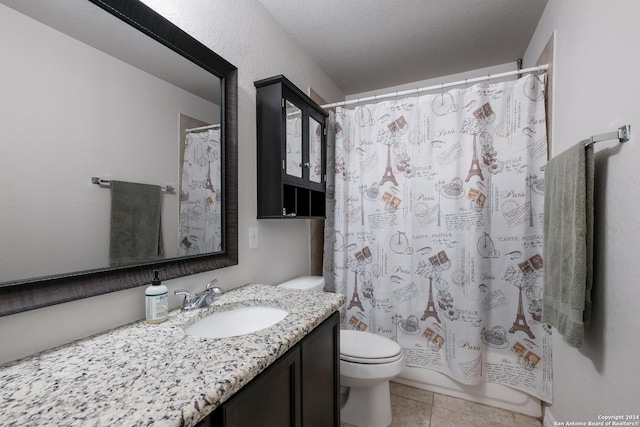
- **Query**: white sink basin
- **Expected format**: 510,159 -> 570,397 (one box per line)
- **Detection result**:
185,305 -> 289,338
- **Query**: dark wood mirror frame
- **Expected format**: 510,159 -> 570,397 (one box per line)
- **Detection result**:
0,0 -> 238,317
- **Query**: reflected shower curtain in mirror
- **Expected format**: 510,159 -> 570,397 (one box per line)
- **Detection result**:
324,74 -> 552,402
179,128 -> 222,256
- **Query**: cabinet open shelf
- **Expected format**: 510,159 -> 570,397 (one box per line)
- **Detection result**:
282,185 -> 326,218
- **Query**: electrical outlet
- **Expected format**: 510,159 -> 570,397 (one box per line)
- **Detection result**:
248,226 -> 258,249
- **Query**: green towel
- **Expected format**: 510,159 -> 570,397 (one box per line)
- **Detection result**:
109,180 -> 164,266
542,141 -> 594,348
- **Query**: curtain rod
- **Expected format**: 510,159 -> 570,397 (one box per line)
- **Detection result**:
185,124 -> 220,133
321,64 -> 549,109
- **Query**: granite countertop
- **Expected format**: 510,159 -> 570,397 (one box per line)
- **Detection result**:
0,284 -> 345,427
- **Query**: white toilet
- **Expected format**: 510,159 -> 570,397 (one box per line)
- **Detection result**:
277,276 -> 404,427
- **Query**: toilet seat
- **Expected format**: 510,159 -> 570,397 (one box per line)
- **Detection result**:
341,352 -> 403,364
340,330 -> 402,364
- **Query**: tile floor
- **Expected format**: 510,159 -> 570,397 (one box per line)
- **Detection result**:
341,382 -> 543,427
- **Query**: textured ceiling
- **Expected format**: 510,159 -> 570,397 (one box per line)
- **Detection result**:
257,0 -> 548,95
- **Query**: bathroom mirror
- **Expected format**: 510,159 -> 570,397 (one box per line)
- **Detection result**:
0,0 -> 238,316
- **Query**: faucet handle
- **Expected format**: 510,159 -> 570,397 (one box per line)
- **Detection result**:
174,289 -> 192,303
205,279 -> 223,303
201,282 -> 223,307
206,278 -> 219,290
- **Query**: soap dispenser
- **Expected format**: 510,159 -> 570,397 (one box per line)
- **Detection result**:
145,269 -> 168,324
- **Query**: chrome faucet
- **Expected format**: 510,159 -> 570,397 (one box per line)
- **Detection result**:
174,279 -> 224,311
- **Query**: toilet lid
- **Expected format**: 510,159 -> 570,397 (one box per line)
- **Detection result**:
340,330 -> 401,363
277,276 -> 325,291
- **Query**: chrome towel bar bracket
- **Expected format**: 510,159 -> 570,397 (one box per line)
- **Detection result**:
589,124 -> 631,145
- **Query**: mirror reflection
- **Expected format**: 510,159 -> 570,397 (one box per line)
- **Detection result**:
179,115 -> 223,256
285,100 -> 303,179
309,117 -> 323,184
0,0 -> 224,283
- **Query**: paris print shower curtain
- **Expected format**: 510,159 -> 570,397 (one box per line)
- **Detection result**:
178,128 -> 222,256
324,74 -> 552,402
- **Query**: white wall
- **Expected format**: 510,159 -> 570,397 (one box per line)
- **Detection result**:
346,62 -> 518,101
523,1 -> 640,423
0,0 -> 344,365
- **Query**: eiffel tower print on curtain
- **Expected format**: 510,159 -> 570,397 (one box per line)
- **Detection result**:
380,143 -> 399,186
421,277 -> 441,323
465,133 -> 484,182
347,271 -> 365,311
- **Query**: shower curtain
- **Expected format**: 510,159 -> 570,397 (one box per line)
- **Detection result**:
178,128 -> 222,256
324,74 -> 552,402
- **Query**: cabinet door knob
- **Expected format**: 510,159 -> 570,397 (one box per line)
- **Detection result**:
304,162 -> 310,168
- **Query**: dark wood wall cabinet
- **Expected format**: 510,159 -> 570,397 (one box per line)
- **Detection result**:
255,75 -> 329,219
202,311 -> 340,427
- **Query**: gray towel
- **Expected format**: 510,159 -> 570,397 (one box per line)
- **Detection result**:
542,141 -> 594,348
109,180 -> 164,266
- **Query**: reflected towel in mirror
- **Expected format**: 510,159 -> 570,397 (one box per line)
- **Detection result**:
109,180 -> 164,266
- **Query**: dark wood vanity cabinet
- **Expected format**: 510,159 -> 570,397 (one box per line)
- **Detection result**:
255,75 -> 329,219
218,348 -> 301,426
299,312 -> 340,427
205,311 -> 340,427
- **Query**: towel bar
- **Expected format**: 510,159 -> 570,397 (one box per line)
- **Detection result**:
91,177 -> 174,193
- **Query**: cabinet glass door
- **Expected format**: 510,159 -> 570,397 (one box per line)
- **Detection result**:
309,116 -> 322,184
285,100 -> 303,179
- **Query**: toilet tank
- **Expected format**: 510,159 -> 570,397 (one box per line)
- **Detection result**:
277,276 -> 325,292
